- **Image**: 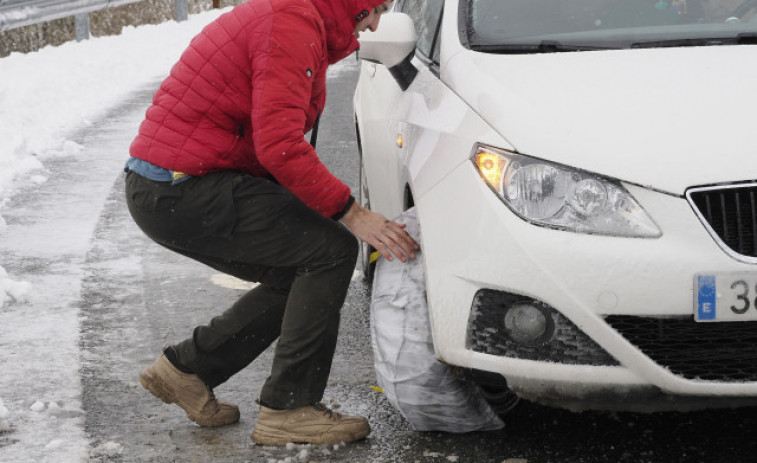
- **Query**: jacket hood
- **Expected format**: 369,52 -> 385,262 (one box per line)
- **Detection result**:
310,0 -> 386,63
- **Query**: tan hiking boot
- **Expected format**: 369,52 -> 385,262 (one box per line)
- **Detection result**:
251,402 -> 370,445
138,354 -> 240,427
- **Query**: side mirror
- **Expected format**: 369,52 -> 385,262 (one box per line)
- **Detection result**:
357,12 -> 417,67
357,12 -> 418,90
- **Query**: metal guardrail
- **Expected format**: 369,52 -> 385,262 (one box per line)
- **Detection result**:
0,0 -> 188,39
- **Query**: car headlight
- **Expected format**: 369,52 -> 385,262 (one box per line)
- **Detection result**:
473,144 -> 661,238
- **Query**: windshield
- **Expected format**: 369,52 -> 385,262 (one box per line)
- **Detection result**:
464,0 -> 757,52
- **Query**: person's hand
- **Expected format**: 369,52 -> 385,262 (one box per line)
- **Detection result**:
340,201 -> 419,262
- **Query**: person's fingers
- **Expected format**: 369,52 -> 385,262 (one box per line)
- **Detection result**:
390,234 -> 415,260
377,240 -> 399,262
375,231 -> 417,262
383,239 -> 407,262
383,223 -> 419,255
397,228 -> 419,251
352,210 -> 419,263
371,235 -> 397,262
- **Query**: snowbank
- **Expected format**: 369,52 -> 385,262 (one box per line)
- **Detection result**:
0,8 -> 227,308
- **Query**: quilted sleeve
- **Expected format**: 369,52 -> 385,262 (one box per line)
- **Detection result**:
250,6 -> 351,218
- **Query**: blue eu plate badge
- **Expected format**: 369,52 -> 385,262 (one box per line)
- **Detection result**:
697,275 -> 716,321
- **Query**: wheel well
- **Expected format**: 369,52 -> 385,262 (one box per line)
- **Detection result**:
356,116 -> 414,212
354,117 -> 363,156
404,184 -> 414,210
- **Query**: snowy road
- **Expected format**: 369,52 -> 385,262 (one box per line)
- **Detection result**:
2,12 -> 757,463
0,79 -> 162,462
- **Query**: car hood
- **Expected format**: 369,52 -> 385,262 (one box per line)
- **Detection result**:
444,45 -> 757,196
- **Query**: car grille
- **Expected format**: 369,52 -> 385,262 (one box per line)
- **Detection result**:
467,289 -> 618,366
605,315 -> 757,382
687,183 -> 757,260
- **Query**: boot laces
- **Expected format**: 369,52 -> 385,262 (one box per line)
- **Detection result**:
313,402 -> 338,419
203,382 -> 219,402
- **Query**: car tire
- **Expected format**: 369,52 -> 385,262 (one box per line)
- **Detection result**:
478,385 -> 521,417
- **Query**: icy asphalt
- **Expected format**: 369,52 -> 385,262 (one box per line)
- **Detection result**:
2,56 -> 757,463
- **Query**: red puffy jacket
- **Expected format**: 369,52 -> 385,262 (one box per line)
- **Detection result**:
129,0 -> 384,218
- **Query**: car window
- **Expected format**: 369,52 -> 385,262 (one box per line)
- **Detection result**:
401,0 -> 445,59
463,0 -> 757,52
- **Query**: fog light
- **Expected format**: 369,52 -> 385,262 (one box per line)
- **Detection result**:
504,304 -> 553,346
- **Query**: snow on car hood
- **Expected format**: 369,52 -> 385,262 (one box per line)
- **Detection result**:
444,45 -> 757,196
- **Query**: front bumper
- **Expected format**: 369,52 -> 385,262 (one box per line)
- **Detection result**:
416,161 -> 757,409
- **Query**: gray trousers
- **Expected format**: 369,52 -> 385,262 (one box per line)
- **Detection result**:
125,170 -> 358,409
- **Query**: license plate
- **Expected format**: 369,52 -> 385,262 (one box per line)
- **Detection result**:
696,273 -> 757,322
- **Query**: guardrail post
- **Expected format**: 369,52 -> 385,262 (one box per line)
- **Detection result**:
175,0 -> 188,21
74,13 -> 91,41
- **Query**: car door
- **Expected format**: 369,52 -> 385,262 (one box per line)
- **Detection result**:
355,0 -> 446,219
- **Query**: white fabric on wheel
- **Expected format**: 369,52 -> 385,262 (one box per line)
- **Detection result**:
370,208 -> 504,433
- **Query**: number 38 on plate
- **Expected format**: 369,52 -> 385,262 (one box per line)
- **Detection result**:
696,273 -> 757,322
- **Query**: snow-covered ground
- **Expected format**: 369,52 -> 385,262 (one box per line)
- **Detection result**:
0,8 -> 227,461
0,9 -> 229,304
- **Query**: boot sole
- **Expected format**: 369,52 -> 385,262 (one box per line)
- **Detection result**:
139,366 -> 240,427
251,423 -> 370,446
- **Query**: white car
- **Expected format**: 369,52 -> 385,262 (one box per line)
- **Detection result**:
353,0 -> 757,412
